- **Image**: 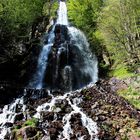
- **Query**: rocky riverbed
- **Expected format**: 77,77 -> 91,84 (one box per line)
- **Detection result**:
0,79 -> 140,140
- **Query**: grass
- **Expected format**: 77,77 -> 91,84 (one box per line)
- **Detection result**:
110,63 -> 140,109
108,62 -> 140,138
110,63 -> 140,107
110,64 -> 134,79
118,87 -> 140,109
135,129 -> 140,137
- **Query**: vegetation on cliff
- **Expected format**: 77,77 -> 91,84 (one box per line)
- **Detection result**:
0,0 -> 58,64
0,0 -> 59,85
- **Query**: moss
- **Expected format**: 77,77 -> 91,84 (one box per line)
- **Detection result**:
12,127 -> 43,140
17,137 -> 23,140
110,64 -> 134,79
81,89 -> 92,100
85,95 -> 92,100
134,129 -> 140,137
101,124 -> 110,131
23,118 -> 38,127
14,125 -> 22,130
121,135 -> 129,140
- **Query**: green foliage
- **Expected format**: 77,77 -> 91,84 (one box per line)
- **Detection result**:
67,0 -> 103,54
0,0 -> 60,41
43,1 -> 58,18
135,129 -> 140,137
0,0 -> 46,33
0,0 -> 58,63
110,64 -> 134,78
23,118 -> 38,127
0,3 -> 3,14
118,87 -> 140,109
98,0 -> 140,68
68,0 -> 102,30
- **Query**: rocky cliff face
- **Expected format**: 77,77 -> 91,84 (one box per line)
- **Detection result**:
0,16 -> 50,88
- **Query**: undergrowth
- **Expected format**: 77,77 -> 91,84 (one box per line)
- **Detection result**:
118,87 -> 140,109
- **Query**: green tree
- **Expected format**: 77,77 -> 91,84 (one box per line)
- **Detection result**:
0,0 -> 46,37
67,0 -> 103,55
98,0 -> 140,67
0,0 -> 58,63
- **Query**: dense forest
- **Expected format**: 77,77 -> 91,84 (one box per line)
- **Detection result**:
0,0 -> 140,139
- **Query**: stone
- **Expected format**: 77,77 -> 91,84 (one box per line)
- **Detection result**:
14,113 -> 24,122
15,126 -> 44,140
4,122 -> 13,128
53,107 -> 61,113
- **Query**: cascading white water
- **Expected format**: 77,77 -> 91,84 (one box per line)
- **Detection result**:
29,1 -> 98,90
0,1 -> 99,139
29,44 -> 52,89
68,26 -> 98,84
57,1 -> 68,25
29,1 -> 69,89
0,91 -> 27,139
34,91 -> 99,140
29,18 -> 56,89
60,97 -> 98,140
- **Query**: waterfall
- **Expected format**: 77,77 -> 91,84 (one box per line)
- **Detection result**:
68,27 -> 98,84
57,1 -> 68,25
0,1 -> 99,139
34,91 -> 99,140
29,1 -> 98,90
29,44 -> 52,89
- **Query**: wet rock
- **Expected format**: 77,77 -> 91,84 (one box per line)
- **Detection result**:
1,79 -> 140,140
64,106 -> 73,113
12,126 -> 44,140
23,126 -> 38,138
4,122 -> 13,128
14,113 -> 24,122
41,112 -> 55,121
0,108 -> 3,113
48,122 -> 62,139
98,116 -> 106,121
78,79 -> 140,139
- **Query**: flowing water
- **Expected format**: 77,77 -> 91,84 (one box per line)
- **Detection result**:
57,1 -> 68,25
0,91 -> 26,139
29,1 -> 98,90
0,1 -> 99,140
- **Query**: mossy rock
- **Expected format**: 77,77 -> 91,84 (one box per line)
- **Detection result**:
12,126 -> 44,140
23,118 -> 38,127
